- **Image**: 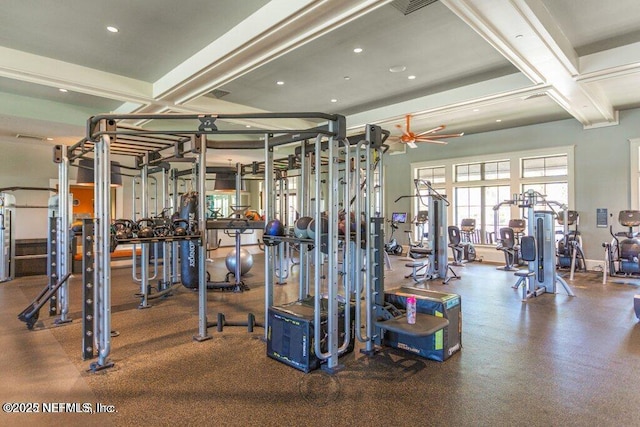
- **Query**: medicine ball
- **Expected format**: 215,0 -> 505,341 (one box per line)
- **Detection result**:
294,216 -> 313,239
307,216 -> 328,240
264,219 -> 285,246
245,210 -> 261,221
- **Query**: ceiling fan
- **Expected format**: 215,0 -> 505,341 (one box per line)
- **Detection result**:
392,114 -> 464,148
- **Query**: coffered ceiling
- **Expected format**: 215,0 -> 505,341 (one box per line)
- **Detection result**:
1,0 -> 639,162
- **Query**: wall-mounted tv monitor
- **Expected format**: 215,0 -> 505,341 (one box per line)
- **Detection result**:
391,212 -> 407,223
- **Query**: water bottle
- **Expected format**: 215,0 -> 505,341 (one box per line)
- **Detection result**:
407,296 -> 417,324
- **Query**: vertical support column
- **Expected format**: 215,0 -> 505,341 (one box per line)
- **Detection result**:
234,163 -> 243,286
325,121 -> 341,371
437,199 -> 448,278
170,168 -> 180,284
82,218 -> 95,360
161,168 -> 170,290
263,133 -> 274,340
371,217 -> 385,349
195,134 -> 211,341
91,127 -> 114,370
56,146 -> 71,324
48,216 -> 58,316
299,141 -> 310,299
139,157 -> 150,308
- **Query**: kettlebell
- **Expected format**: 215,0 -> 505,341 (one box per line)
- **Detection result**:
136,218 -> 155,238
154,224 -> 172,237
173,218 -> 189,236
113,219 -> 134,240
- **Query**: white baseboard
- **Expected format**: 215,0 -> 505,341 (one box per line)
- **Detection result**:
474,246 -> 602,272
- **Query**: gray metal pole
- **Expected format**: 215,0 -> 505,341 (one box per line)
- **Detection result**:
264,134 -> 274,340
313,134 -> 330,361
140,159 -> 150,308
57,147 -> 70,323
94,130 -> 113,369
195,135 -> 210,341
326,127 -> 339,370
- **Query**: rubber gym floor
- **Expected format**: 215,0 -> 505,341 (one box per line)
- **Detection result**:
1,249 -> 640,427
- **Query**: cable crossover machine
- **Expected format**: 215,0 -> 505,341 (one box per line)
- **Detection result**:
497,190 -> 575,300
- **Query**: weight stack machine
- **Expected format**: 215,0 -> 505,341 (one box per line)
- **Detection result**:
0,193 -> 16,282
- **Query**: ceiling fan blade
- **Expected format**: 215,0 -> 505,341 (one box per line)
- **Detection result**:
429,132 -> 464,139
405,115 -> 412,134
415,125 -> 445,137
407,141 -> 418,149
413,138 -> 448,145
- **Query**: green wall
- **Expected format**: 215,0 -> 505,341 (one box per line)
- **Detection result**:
383,108 -> 639,262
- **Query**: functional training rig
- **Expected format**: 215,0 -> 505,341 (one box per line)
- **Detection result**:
54,112 -> 395,372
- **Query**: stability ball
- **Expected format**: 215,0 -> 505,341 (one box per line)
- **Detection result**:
225,248 -> 254,276
294,216 -> 313,239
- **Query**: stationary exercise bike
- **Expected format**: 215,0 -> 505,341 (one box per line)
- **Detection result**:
459,218 -> 480,262
385,212 -> 405,255
406,210 -> 429,259
495,219 -> 526,271
604,210 -> 640,277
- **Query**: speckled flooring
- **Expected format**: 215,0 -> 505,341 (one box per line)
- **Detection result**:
2,250 -> 640,426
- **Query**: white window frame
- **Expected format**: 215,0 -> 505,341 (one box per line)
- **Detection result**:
411,145 -> 575,246
630,138 -> 640,210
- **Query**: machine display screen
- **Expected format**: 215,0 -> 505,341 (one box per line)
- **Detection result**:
392,212 -> 407,223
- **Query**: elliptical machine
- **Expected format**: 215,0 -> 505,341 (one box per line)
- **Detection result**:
385,212 -> 405,255
604,210 -> 640,278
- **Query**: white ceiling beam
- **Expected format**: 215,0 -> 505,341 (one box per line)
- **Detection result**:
347,73 -> 539,129
146,0 -> 392,110
579,41 -> 640,82
0,46 -> 153,105
441,0 -> 618,128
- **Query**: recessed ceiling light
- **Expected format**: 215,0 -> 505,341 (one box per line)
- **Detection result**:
46,137 -> 54,141
515,34 -> 523,39
496,119 -> 502,122
344,76 -> 351,80
353,47 -> 363,53
58,88 -> 68,93
107,26 -> 119,33
407,75 -> 416,80
276,81 -> 284,85
473,108 -> 480,112
330,99 -> 338,103
389,65 -> 406,73
245,125 -> 251,128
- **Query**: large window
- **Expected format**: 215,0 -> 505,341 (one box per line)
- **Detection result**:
451,160 -> 511,244
522,155 -> 567,177
412,147 -> 574,246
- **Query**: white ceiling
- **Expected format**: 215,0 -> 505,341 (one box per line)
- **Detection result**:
1,0 -> 640,164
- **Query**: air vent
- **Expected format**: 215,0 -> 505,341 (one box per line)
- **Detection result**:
522,93 -> 547,100
391,0 -> 438,15
206,89 -> 231,99
15,133 -> 46,141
